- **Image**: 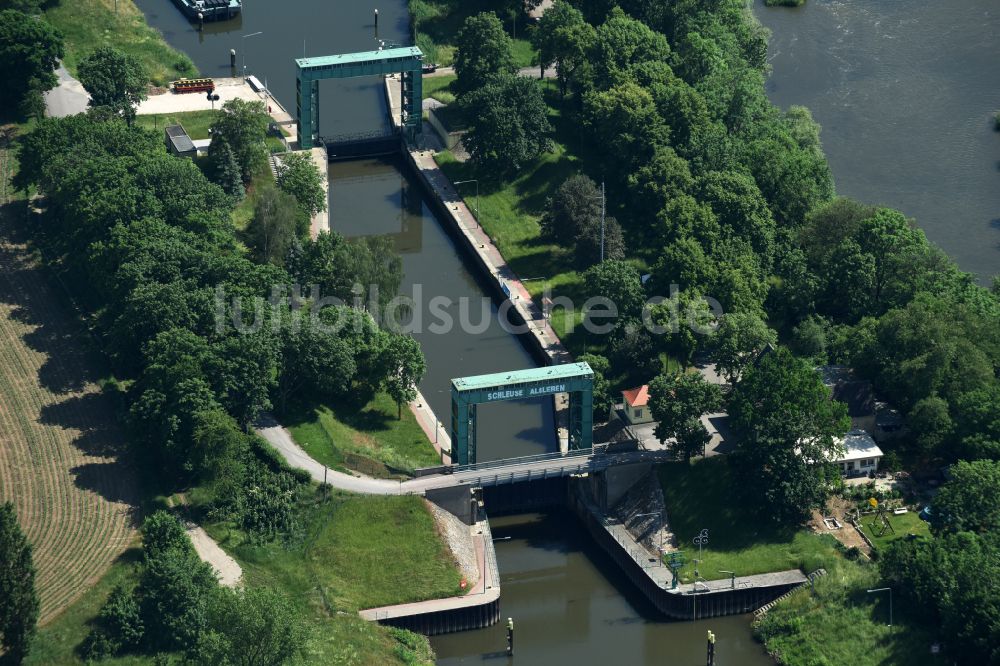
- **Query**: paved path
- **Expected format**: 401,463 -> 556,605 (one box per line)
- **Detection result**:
43,62 -> 89,117
186,524 -> 242,587
307,147 -> 329,237
424,65 -> 554,80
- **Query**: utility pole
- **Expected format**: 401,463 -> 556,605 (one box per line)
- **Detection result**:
600,180 -> 606,262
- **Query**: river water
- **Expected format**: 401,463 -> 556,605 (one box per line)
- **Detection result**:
755,0 -> 1000,283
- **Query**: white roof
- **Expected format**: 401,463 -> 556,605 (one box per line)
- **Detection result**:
835,430 -> 883,463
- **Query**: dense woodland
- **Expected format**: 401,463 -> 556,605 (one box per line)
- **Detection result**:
447,0 -> 1000,659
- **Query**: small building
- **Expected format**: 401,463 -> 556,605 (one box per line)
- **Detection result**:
818,365 -> 877,433
164,124 -> 196,159
874,400 -> 905,441
834,430 -> 884,477
622,385 -> 653,425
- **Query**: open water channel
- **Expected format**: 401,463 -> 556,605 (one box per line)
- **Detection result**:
133,0 -> 996,661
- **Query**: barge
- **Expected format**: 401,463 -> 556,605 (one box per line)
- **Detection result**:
171,0 -> 241,21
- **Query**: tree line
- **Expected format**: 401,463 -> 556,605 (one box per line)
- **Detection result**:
14,111 -> 424,541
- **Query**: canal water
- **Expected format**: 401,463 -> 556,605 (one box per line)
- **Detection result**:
133,0 -> 782,662
755,0 -> 1000,283
432,512 -> 773,665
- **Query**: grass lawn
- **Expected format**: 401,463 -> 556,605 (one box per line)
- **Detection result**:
284,391 -> 442,476
658,458 -> 842,582
204,492 -> 458,663
423,74 -> 458,104
136,109 -> 218,140
45,0 -> 197,86
412,0 -> 537,67
756,556 -> 945,666
860,509 -> 929,551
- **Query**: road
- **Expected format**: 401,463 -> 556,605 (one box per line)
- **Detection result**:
256,414 -> 671,495
43,62 -> 89,118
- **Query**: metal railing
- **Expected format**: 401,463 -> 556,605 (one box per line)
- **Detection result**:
450,443 -> 608,474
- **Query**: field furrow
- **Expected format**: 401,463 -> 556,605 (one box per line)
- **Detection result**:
0,214 -> 137,625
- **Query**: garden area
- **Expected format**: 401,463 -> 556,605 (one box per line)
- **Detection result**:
284,391 -> 442,476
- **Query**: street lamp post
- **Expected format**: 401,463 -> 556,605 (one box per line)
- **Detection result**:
453,179 -> 479,227
587,181 -> 607,262
867,587 -> 893,626
241,31 -> 264,79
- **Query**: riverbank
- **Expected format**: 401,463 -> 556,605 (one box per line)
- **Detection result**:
45,0 -> 196,85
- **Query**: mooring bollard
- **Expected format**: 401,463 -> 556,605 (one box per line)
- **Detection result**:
197,12 -> 204,30
374,8 -> 379,40
506,617 -> 514,656
706,629 -> 716,666
230,49 -> 237,69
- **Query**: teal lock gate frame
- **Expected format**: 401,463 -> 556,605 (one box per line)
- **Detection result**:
450,363 -> 595,465
296,46 -> 424,149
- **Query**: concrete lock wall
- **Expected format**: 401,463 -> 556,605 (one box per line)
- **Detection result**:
426,486 -> 477,526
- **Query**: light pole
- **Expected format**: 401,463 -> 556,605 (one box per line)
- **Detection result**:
587,181 -> 607,262
633,511 -> 664,566
453,179 -> 479,227
241,31 -> 264,79
693,529 -> 709,576
867,587 -> 892,626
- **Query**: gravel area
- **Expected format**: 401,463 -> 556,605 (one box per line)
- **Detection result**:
427,500 -> 479,587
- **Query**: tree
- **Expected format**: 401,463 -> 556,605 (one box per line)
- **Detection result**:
0,9 -> 63,118
453,12 -> 517,95
582,259 -> 646,320
209,99 -> 270,182
0,502 -> 39,663
247,185 -> 299,265
539,174 -> 603,246
709,311 -> 777,384
78,46 -> 148,125
579,353 -> 613,419
907,395 -> 952,459
583,81 -> 669,180
532,2 -> 595,95
378,334 -> 426,418
931,459 -> 1000,535
590,7 -> 671,85
208,138 -> 244,202
648,372 -> 722,459
195,587 -> 305,666
138,513 -> 217,652
275,151 -> 326,219
462,75 -> 552,175
728,347 -> 850,523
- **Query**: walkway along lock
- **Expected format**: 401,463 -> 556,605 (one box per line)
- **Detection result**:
295,46 -> 424,149
450,363 -> 595,465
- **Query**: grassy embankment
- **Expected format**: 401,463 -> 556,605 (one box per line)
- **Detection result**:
45,0 -> 196,85
756,550 -> 944,666
658,457 -> 841,582
202,492 -> 458,663
284,392 -> 442,476
25,492 -> 457,665
410,0 -> 536,68
658,458 -> 942,665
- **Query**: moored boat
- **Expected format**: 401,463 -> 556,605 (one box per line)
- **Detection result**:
171,0 -> 241,21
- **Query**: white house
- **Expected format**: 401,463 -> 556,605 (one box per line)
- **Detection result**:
834,430 -> 884,477
622,385 -> 653,425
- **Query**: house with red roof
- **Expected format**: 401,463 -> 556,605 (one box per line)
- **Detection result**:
622,385 -> 653,425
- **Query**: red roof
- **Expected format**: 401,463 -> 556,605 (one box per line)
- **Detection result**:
623,385 -> 649,408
